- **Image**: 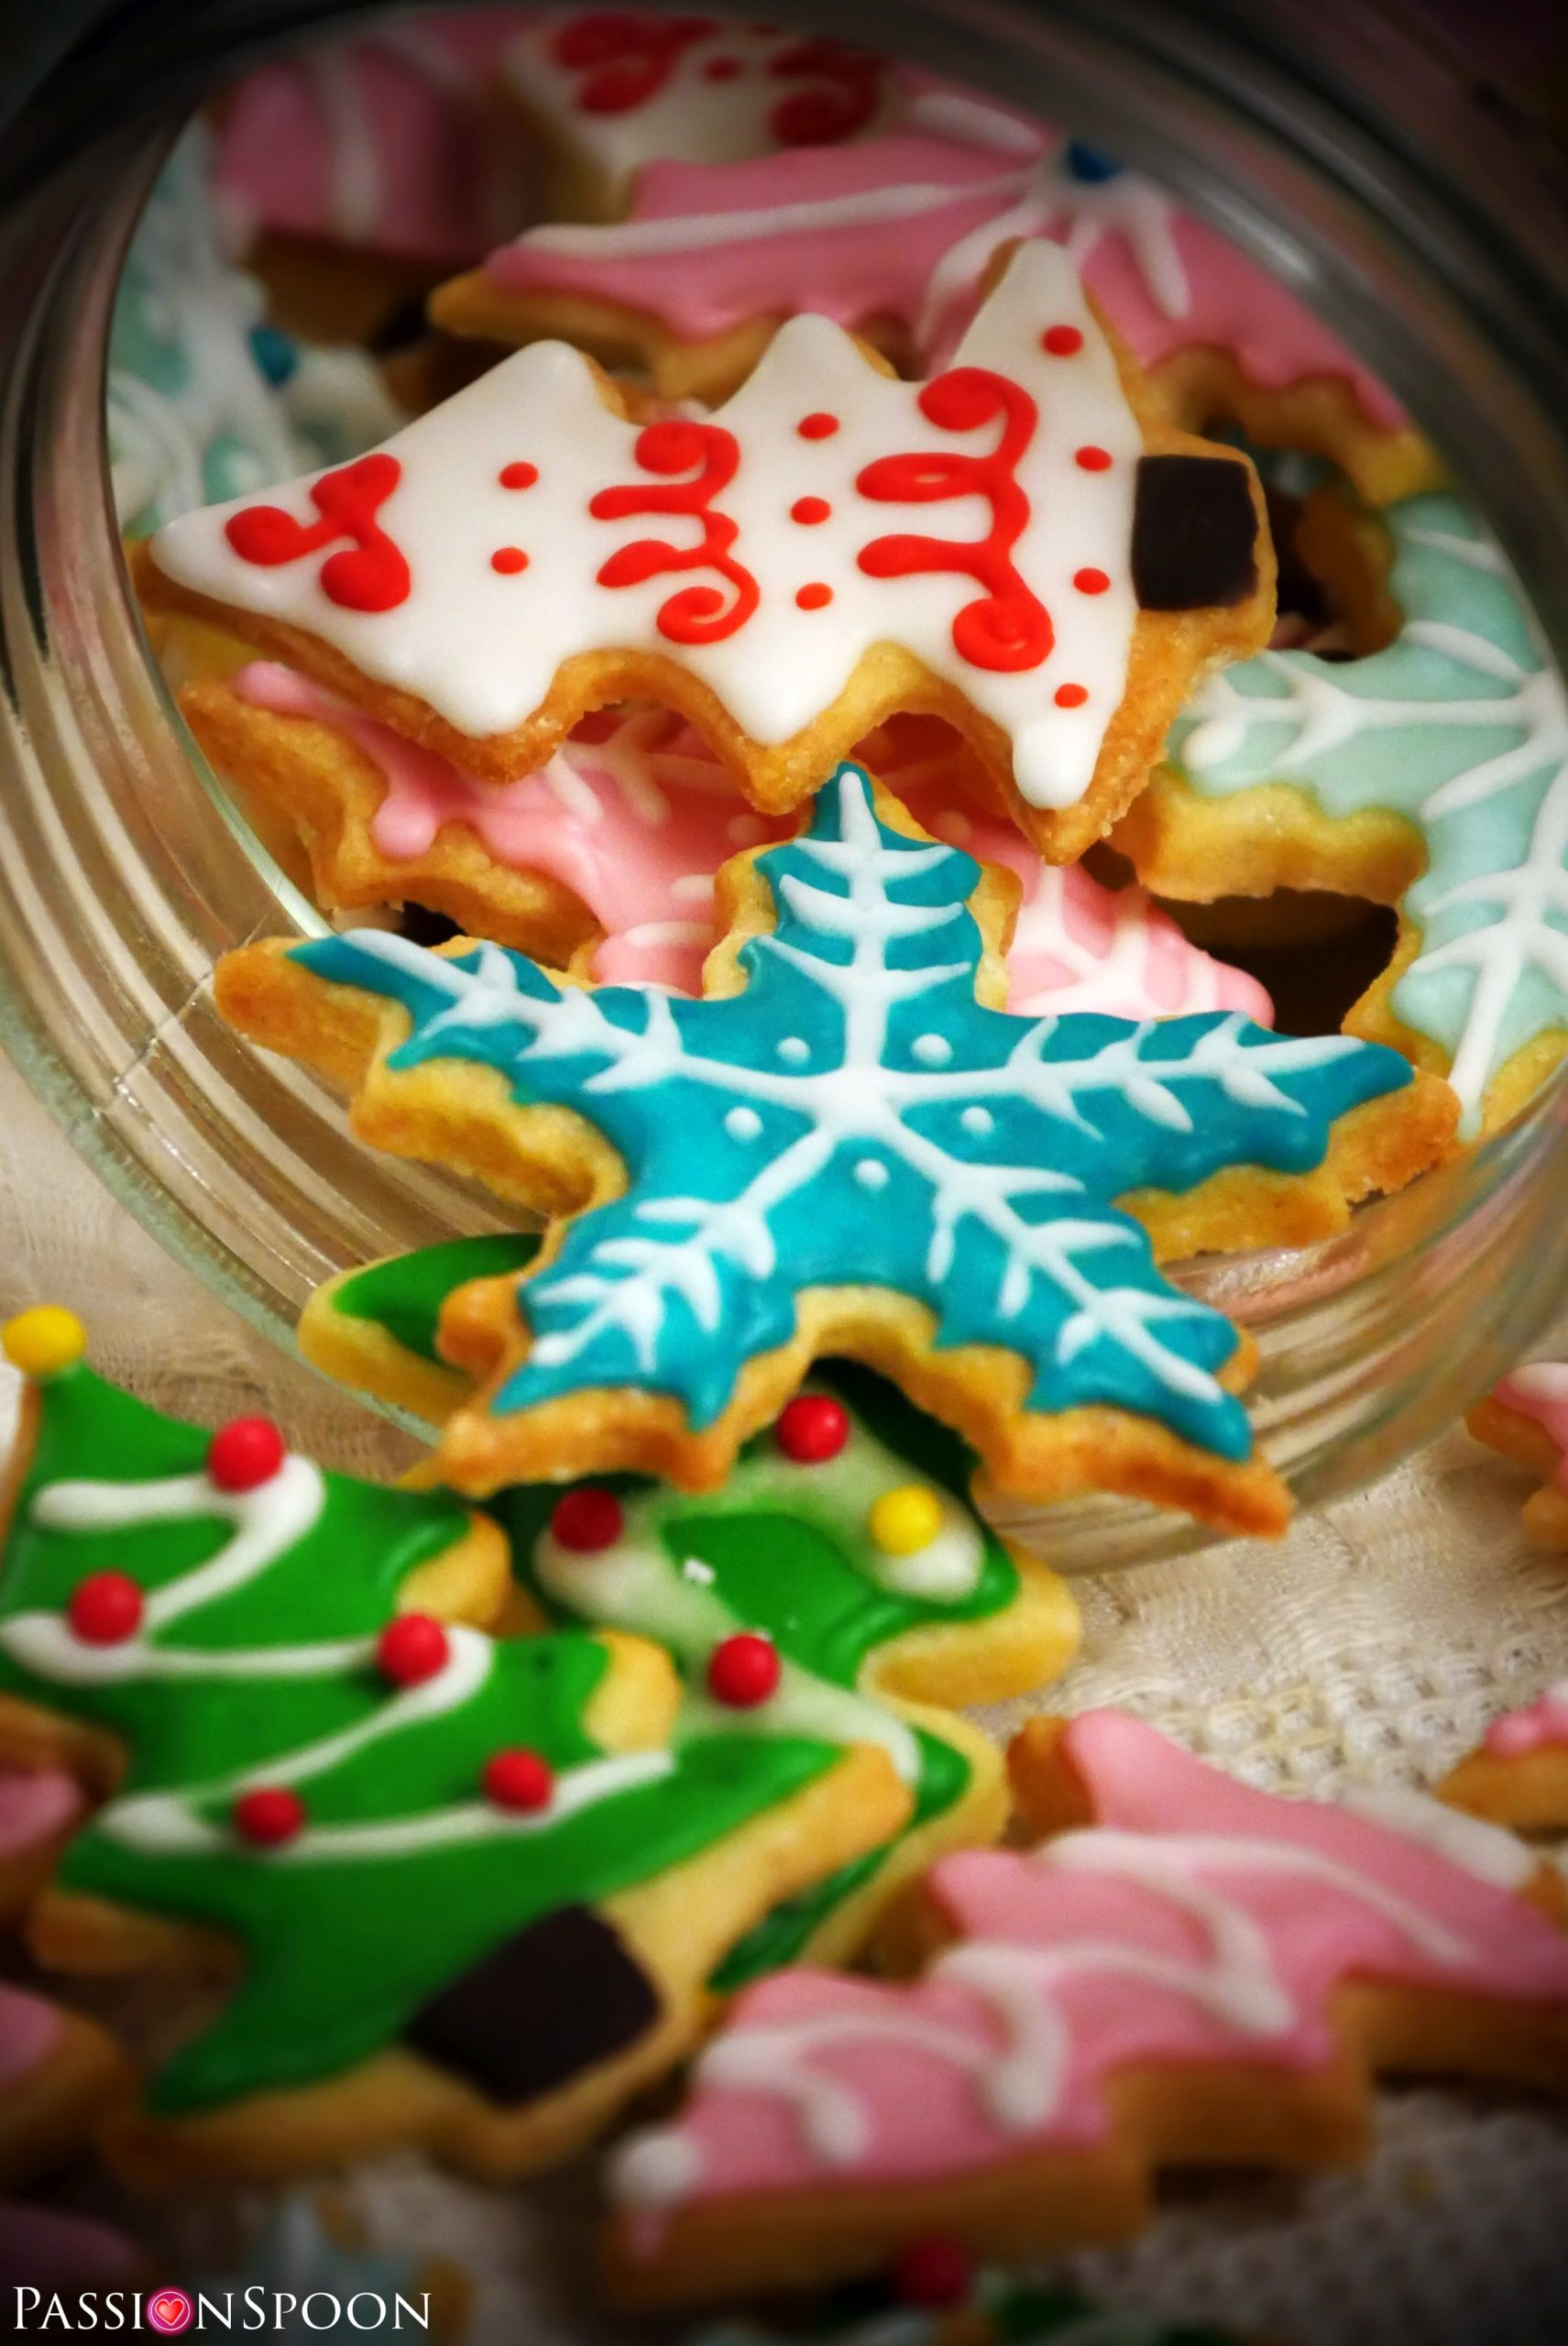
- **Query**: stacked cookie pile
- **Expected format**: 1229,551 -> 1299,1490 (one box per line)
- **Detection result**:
8,5 -> 1568,2330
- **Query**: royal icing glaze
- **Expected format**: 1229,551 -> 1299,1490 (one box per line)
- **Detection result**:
214,11 -> 535,264
0,1765 -> 82,1860
231,663 -> 1269,1016
610,1708 -> 1568,2222
1485,1680 -> 1568,1760
154,243 -> 1153,813
503,16 -> 892,200
482,65 -> 1404,427
498,1359 -> 1036,1979
110,126 -> 402,539
1169,492 -> 1568,1132
291,763 -> 1409,1468
0,1352 -> 847,2115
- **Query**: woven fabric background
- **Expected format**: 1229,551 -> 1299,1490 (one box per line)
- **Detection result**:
4,1054 -> 1566,2345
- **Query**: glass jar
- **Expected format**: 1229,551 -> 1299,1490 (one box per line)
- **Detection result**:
3,0 -> 1567,1570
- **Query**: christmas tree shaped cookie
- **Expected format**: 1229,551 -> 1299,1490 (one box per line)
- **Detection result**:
137,241 -> 1273,859
0,1309 -> 908,2183
608,1708 -> 1568,2304
1115,489 -> 1568,1136
302,1237 -> 1080,1967
219,764 -> 1453,1533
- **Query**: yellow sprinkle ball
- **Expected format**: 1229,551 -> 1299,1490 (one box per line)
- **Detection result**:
3,1305 -> 86,1380
868,1482 -> 944,1557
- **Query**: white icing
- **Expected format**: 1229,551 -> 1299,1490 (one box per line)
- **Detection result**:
151,244 -> 1143,813
1336,1783 -> 1537,1891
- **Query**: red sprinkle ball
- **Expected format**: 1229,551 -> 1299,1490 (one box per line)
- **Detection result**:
484,1748 -> 555,1812
68,1572 -> 144,1646
1073,567 -> 1111,597
775,1393 -> 850,1464
1075,444 -> 1113,470
1041,323 -> 1084,356
796,411 -> 839,440
795,583 -> 833,610
206,1417 -> 286,1493
790,495 -> 830,525
491,546 -> 530,575
376,1614 -> 450,1688
1055,683 -> 1089,708
707,1631 -> 781,1709
550,1485 -> 624,1553
233,1786 -> 306,1847
893,2235 -> 975,2310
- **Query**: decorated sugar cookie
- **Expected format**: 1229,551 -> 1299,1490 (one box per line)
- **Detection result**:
302,1231 -> 546,1424
1467,1362 -> 1568,1546
1117,490 -> 1568,1136
110,126 -> 401,541
184,668 -> 1273,1018
1441,1683 -> 1568,1835
0,1976 -> 130,2190
138,241 -> 1272,859
217,763 -> 1450,1532
607,1707 -> 1568,2303
450,48 -> 1434,504
500,16 -> 894,214
214,10 -> 534,272
0,1308 -> 908,2183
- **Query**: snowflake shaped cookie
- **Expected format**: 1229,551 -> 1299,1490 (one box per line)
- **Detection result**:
139,241 -> 1271,858
1118,490 -> 1568,1135
217,765 -> 1445,1532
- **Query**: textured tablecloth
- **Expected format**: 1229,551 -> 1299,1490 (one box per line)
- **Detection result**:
5,1049 -> 1567,2346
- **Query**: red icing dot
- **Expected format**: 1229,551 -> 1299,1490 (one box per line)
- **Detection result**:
775,1393 -> 850,1464
551,1486 -> 624,1552
795,583 -> 833,609
377,1614 -> 450,1688
1074,567 -> 1111,596
68,1573 -> 143,1646
233,1787 -> 306,1847
790,496 -> 830,524
796,411 -> 839,440
207,1417 -> 286,1492
894,2237 -> 974,2310
1055,682 -> 1089,708
499,461 -> 538,489
1041,323 -> 1084,356
484,1748 -> 554,1812
491,547 -> 530,575
707,1631 -> 781,1708
1075,444 -> 1113,470
702,54 -> 741,77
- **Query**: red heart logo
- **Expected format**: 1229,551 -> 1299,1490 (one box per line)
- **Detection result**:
148,2291 -> 193,2335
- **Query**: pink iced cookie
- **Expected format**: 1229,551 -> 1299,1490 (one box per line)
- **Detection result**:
469,61 -> 1420,493
0,2202 -> 136,2293
1467,1360 -> 1568,1551
608,1709 -> 1568,2297
214,10 -> 538,266
0,1764 -> 82,1920
1442,1678 -> 1568,1834
228,664 -> 1268,1019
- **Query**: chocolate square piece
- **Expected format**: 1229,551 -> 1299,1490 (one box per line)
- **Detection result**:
406,1904 -> 661,2104
1132,455 -> 1259,609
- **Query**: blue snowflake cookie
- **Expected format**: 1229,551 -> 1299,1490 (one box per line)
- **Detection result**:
216,764 -> 1443,1534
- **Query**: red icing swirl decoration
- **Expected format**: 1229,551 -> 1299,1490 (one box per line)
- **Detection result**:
591,420 -> 760,645
224,453 -> 411,614
856,368 -> 1052,675
549,13 -> 718,115
765,38 -> 882,146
